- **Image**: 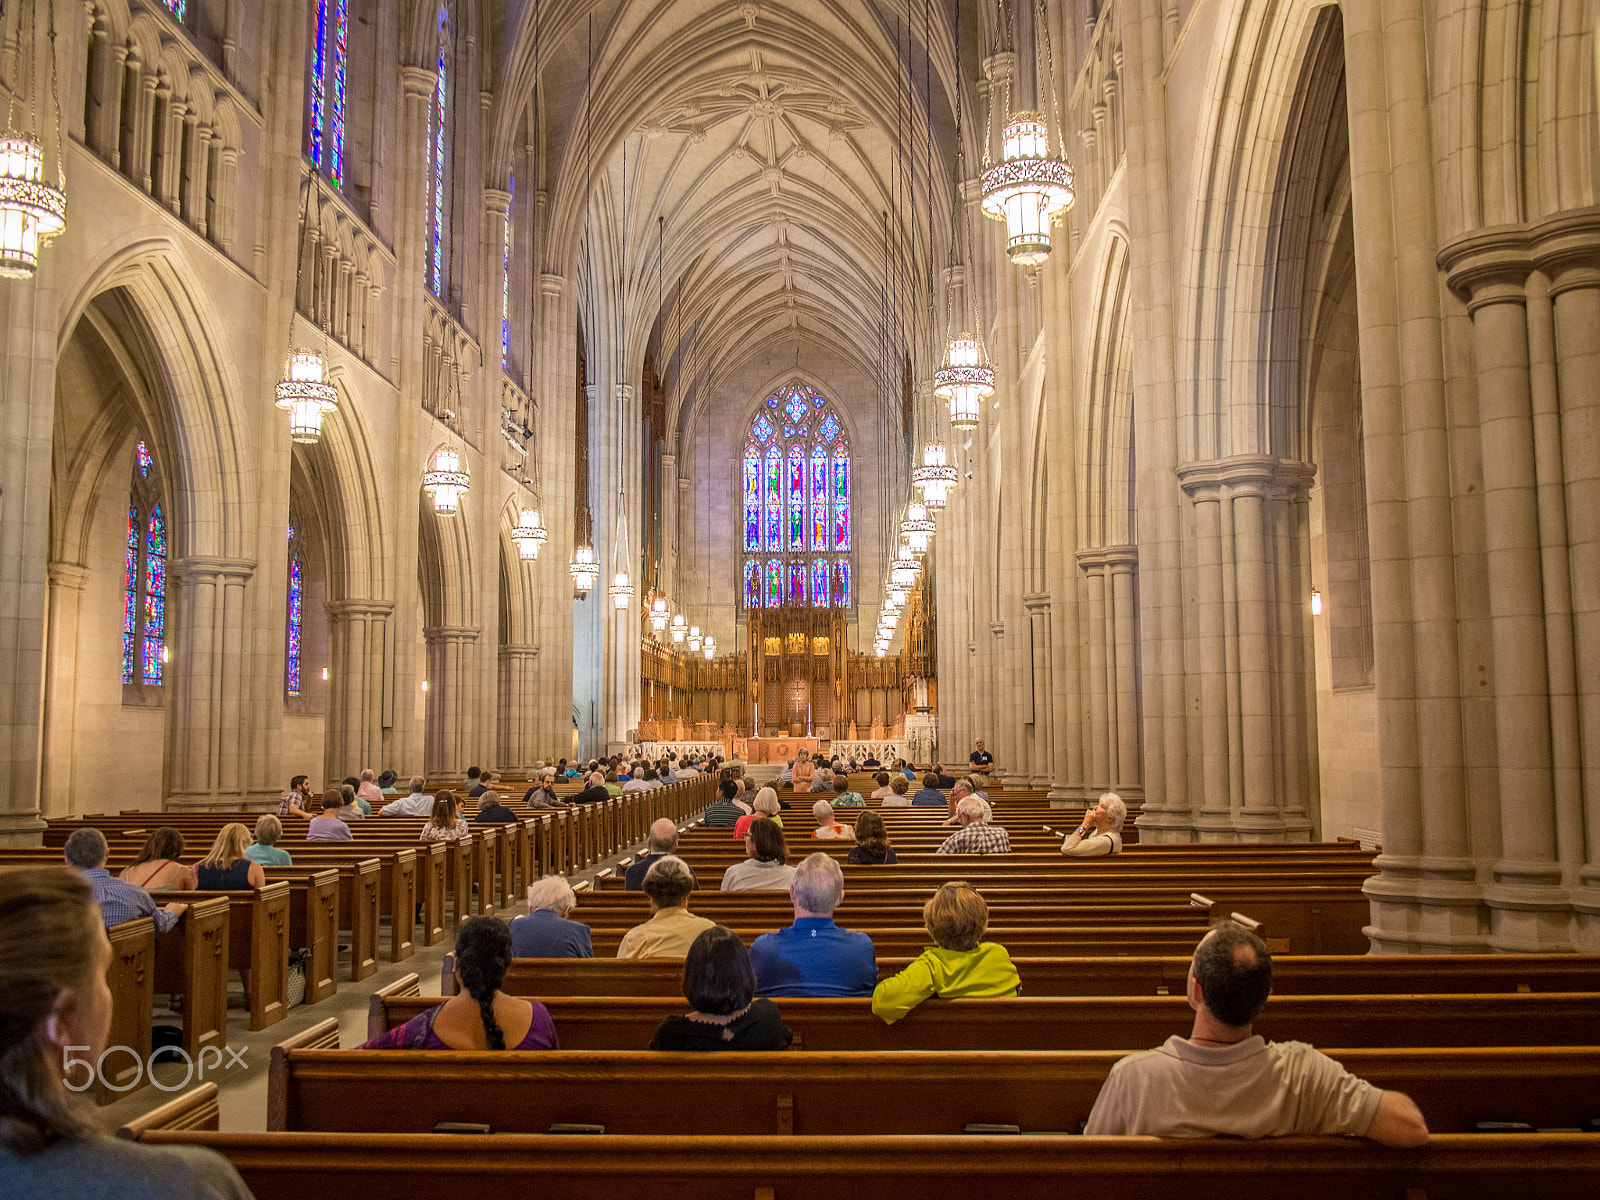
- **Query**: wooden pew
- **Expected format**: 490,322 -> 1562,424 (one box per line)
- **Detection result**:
448,953 -> 1600,999
154,894 -> 232,1059
120,1120 -> 1600,1200
98,915 -> 157,1104
157,883 -> 292,1031
265,1036 -> 1600,1135
371,987 -> 1600,1051
261,868 -> 340,1005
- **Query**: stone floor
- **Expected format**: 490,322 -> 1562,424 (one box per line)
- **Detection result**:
94,835 -> 652,1134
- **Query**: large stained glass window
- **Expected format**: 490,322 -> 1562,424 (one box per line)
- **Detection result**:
306,0 -> 349,187
428,10 -> 450,297
286,530 -> 304,698
500,177 -> 513,366
122,441 -> 168,688
739,383 -> 852,609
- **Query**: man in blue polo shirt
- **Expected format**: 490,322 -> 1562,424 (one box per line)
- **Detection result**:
749,853 -> 877,997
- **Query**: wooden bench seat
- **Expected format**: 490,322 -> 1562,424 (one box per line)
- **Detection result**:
368,981 -> 1600,1051
158,883 -> 292,1031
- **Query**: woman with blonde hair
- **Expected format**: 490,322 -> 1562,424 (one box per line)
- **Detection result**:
870,882 -> 1020,1023
117,827 -> 193,891
0,869 -> 252,1193
421,790 -> 470,842
194,823 -> 265,890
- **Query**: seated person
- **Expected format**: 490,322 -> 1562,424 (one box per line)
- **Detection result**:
704,778 -> 745,827
929,763 -> 957,789
749,853 -> 877,997
118,827 -> 193,891
810,799 -> 854,840
307,790 -> 355,841
278,774 -> 314,819
846,810 -> 898,864
337,782 -> 366,821
616,857 -> 714,959
362,916 -> 558,1049
575,771 -> 612,806
912,773 -> 947,806
944,779 -> 992,825
0,868 -> 250,1197
731,778 -> 755,815
380,777 -> 435,816
734,788 -> 783,840
871,882 -> 1020,1023
649,926 -> 792,1051
936,798 -> 1012,854
193,824 -> 267,890
355,770 -> 384,811
464,766 -> 485,797
869,771 -> 895,800
420,792 -> 470,842
831,774 -> 864,808
521,771 -> 566,809
603,772 -> 624,798
862,752 -> 881,768
808,766 -> 833,794
1061,791 -> 1126,857
719,820 -> 797,892
879,774 -> 911,806
376,769 -> 400,796
474,790 -> 518,823
1084,922 -> 1429,1146
245,815 -> 293,867
627,819 -> 700,891
509,878 -> 593,958
63,829 -> 185,932
777,757 -> 796,785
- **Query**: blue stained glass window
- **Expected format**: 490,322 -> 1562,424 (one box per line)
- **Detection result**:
122,507 -> 138,683
331,0 -> 348,186
833,561 -> 851,608
307,1 -> 348,185
136,441 -> 152,477
429,21 -> 448,296
287,550 -> 303,697
166,0 -> 186,20
309,3 -> 326,166
142,507 -> 166,685
742,451 -> 761,552
741,385 -> 851,610
501,177 -> 513,366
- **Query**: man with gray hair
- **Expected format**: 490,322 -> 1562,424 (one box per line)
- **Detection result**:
748,852 -> 877,997
509,877 -> 593,958
380,776 -> 435,816
625,818 -> 700,891
936,797 -> 1012,854
64,827 -> 186,932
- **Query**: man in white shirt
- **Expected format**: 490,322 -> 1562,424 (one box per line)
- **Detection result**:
380,776 -> 435,816
1084,922 -> 1429,1145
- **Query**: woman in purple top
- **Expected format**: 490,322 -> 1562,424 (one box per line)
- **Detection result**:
359,916 -> 558,1051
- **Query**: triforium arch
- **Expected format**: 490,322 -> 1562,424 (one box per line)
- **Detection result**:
417,460 -> 483,776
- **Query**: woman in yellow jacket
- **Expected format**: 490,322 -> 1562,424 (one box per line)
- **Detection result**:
870,882 -> 1021,1023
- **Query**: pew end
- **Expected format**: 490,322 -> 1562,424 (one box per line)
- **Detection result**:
367,973 -> 422,1044
269,1018 -> 343,1132
440,954 -> 456,996
117,1082 -> 220,1140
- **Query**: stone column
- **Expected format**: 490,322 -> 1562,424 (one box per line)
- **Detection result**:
1078,551 -> 1110,792
325,600 -> 393,777
498,644 -> 539,770
1106,547 -> 1142,793
1023,592 -> 1054,788
40,562 -> 89,818
166,557 -> 258,809
659,453 -> 678,602
423,626 -> 479,774
534,273 -> 576,758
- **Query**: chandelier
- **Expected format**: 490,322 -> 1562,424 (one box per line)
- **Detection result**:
934,335 -> 994,430
570,543 -> 598,596
0,137 -> 63,279
608,571 -> 634,609
649,596 -> 669,633
889,545 -> 920,589
687,625 -> 702,652
901,501 -> 936,555
980,113 -> 1074,266
423,447 -> 470,515
702,635 -> 715,661
671,614 -> 686,643
511,508 -> 548,560
913,441 -> 958,508
274,349 -> 339,444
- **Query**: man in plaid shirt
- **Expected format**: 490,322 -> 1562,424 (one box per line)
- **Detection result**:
936,797 -> 1012,855
279,774 -> 314,818
64,827 -> 186,932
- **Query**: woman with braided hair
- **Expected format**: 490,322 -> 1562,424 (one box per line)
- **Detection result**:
359,916 -> 557,1050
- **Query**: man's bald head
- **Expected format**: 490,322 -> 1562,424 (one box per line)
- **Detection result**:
647,818 -> 679,854
1191,921 -> 1273,1028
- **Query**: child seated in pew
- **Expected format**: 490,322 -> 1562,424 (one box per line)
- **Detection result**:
360,916 -> 558,1051
118,827 -> 194,891
870,882 -> 1021,1024
245,815 -> 292,867
649,926 -> 792,1051
0,868 -> 253,1199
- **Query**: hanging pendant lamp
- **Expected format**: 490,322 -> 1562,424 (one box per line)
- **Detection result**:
0,136 -> 63,278
570,543 -> 599,595
901,500 -> 936,554
423,446 -> 470,515
934,335 -> 994,430
649,596 -> 669,632
980,112 -> 1074,266
511,508 -> 548,559
671,613 -> 686,643
275,349 -> 339,443
687,625 -> 702,652
913,441 -> 958,508
702,635 -> 715,662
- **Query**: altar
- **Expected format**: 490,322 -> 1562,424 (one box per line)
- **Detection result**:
738,736 -> 823,765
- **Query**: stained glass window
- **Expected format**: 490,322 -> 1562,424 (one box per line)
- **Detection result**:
287,541 -> 304,698
307,0 -> 349,186
165,0 -> 186,20
739,384 -> 851,610
833,561 -> 851,608
501,177 -> 513,366
123,443 -> 167,688
429,11 -> 450,296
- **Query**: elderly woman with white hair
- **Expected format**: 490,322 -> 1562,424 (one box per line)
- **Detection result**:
1060,792 -> 1127,857
810,799 -> 854,840
508,876 -> 593,957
